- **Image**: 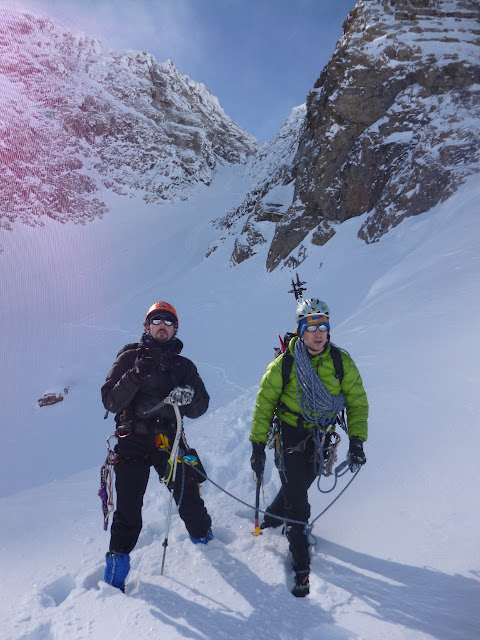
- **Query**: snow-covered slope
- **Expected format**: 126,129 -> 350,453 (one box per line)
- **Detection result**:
1,169 -> 479,639
1,4 -> 480,638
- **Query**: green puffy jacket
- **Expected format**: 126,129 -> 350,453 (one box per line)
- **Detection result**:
250,337 -> 368,445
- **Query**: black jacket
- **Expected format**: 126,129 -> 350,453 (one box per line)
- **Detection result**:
101,333 -> 209,435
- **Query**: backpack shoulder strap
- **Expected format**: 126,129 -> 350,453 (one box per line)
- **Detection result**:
281,349 -> 294,394
329,343 -> 345,383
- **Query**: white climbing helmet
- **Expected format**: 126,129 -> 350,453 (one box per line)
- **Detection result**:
295,298 -> 330,323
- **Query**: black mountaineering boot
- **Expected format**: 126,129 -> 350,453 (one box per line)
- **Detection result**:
291,570 -> 310,597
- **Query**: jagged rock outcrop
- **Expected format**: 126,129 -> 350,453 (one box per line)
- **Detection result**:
266,0 -> 480,270
208,105 -> 306,265
211,0 -> 480,271
3,2 -> 478,266
0,9 -> 257,229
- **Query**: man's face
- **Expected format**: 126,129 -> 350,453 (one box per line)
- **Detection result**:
148,317 -> 176,342
302,315 -> 328,356
301,323 -> 329,355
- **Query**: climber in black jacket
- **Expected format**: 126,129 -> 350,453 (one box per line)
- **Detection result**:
101,301 -> 212,591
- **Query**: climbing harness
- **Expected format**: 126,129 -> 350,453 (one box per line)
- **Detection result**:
98,399 -> 205,537
98,420 -> 359,544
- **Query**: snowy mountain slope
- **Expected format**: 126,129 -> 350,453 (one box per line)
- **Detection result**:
208,104 -> 306,266
1,173 -> 479,639
0,8 -> 256,229
1,3 -> 480,638
0,161 -> 252,498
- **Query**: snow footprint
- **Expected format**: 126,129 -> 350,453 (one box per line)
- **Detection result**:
37,573 -> 76,607
80,565 -> 105,591
17,621 -> 54,640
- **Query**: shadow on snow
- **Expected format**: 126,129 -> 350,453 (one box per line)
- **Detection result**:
316,537 -> 480,640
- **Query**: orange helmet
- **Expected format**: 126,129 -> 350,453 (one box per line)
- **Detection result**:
144,301 -> 179,327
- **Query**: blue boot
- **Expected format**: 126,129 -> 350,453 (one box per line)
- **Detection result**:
104,551 -> 130,591
190,528 -> 214,545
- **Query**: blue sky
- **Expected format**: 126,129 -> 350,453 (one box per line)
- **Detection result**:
8,0 -> 356,142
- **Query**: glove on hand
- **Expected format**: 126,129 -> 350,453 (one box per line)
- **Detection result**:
133,355 -> 155,380
166,385 -> 195,406
347,436 -> 366,472
250,442 -> 266,479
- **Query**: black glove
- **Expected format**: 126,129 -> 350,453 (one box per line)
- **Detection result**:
347,436 -> 366,472
250,442 -> 266,478
133,355 -> 155,380
166,385 -> 195,406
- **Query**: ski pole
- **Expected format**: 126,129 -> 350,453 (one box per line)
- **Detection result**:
251,475 -> 263,536
160,401 -> 182,576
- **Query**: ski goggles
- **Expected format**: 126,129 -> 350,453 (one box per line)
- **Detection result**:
305,323 -> 329,333
150,317 -> 175,326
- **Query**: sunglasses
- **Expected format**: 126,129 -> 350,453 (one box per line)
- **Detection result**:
150,318 -> 174,326
305,324 -> 329,333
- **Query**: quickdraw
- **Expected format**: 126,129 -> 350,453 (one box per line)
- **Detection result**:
98,434 -> 117,531
267,417 -> 287,482
319,430 -> 341,478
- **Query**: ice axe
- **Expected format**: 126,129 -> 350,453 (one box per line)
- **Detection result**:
251,474 -> 263,536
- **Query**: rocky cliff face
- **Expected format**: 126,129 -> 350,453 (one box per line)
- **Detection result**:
3,2 -> 479,266
0,9 -> 257,229
217,0 -> 480,271
209,105 -> 306,266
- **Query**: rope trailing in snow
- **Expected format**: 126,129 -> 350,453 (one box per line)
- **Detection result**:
193,463 -> 360,530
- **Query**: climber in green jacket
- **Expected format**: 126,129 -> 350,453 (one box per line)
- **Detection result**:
249,297 -> 368,597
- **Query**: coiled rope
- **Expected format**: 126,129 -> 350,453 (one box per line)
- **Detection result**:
294,339 -> 346,428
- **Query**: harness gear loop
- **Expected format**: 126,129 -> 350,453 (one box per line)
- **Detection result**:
115,427 -> 132,438
317,430 -> 341,478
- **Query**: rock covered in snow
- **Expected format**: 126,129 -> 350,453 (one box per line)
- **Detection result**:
269,0 -> 480,269
37,387 -> 69,407
210,105 -> 306,266
213,0 -> 480,271
0,9 -> 257,229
